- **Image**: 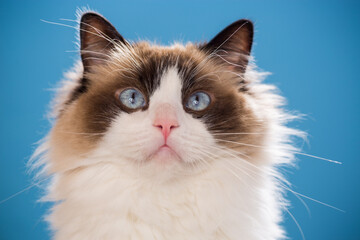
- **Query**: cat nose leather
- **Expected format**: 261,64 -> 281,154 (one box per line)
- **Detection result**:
153,104 -> 179,141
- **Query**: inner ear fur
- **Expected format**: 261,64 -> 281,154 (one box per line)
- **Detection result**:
202,19 -> 254,73
80,12 -> 126,71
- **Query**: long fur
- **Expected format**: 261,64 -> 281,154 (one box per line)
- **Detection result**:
30,11 -> 304,240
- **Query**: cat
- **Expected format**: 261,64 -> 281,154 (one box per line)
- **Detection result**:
31,10 -> 303,240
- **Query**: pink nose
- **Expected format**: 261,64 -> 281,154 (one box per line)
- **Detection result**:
153,104 -> 179,141
153,119 -> 179,141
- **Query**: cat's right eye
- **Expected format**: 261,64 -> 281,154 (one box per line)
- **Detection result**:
186,91 -> 211,112
116,88 -> 146,110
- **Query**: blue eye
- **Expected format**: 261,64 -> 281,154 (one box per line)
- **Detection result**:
118,88 -> 146,109
186,92 -> 211,111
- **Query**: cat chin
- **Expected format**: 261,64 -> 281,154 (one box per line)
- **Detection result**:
148,145 -> 182,164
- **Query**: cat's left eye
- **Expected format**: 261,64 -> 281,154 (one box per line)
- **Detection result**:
116,88 -> 146,110
186,91 -> 211,111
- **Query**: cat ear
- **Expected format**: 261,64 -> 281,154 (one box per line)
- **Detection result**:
202,19 -> 253,72
80,12 -> 126,71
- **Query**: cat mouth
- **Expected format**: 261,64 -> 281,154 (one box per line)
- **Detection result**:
149,144 -> 182,163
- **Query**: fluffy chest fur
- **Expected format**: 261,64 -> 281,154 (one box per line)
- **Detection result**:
49,158 -> 282,240
32,10 -> 301,240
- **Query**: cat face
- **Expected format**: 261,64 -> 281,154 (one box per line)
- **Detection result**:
49,13 -> 266,177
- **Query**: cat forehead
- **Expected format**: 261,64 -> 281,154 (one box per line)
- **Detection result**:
86,42 -> 225,98
115,42 -> 209,85
111,42 -> 204,71
150,67 -> 183,106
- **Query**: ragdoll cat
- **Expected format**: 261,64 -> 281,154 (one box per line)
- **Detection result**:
32,11 -> 302,240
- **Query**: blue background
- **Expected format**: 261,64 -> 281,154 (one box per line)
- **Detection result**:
1,0 -> 359,239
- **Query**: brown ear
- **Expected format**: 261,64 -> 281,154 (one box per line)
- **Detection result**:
202,19 -> 253,72
80,12 -> 126,71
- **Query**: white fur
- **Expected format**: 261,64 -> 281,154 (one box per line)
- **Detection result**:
32,61 -> 302,239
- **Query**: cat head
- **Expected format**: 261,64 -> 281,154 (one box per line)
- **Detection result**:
46,12 -> 272,179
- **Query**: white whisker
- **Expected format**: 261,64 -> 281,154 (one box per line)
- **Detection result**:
285,208 -> 305,240
0,176 -> 51,205
211,137 -> 342,165
282,185 -> 345,213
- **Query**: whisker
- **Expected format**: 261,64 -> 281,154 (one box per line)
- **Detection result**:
285,208 -> 305,240
211,132 -> 266,135
214,53 -> 244,68
211,21 -> 248,56
57,131 -> 105,136
181,132 -> 344,213
65,49 -> 111,58
281,185 -> 345,213
193,147 -> 249,184
292,152 -> 342,165
41,19 -> 130,56
292,191 -> 311,218
215,138 -> 342,165
81,56 -> 116,64
59,18 -> 77,22
180,134 -> 262,181
0,176 -> 51,205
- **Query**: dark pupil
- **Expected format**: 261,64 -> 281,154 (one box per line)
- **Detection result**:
194,95 -> 199,105
129,92 -> 136,104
